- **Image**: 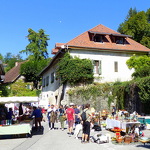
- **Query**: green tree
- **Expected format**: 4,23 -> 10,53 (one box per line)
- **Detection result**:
118,8 -> 150,48
56,52 -> 94,85
0,53 -> 3,61
20,58 -> 50,89
20,28 -> 50,60
126,55 -> 150,78
126,8 -> 138,20
20,28 -> 50,89
4,53 -> 23,72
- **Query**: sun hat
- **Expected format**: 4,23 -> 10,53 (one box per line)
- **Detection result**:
70,103 -> 74,106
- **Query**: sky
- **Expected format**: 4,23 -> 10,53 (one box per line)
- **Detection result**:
0,0 -> 149,59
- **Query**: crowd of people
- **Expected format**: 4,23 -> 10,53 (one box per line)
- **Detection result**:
30,102 -> 93,143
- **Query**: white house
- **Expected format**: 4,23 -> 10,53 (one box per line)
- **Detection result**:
39,24 -> 150,107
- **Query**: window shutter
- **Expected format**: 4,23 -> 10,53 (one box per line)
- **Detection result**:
91,59 -> 94,73
98,60 -> 102,75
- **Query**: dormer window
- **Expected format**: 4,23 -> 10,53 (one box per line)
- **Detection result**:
115,37 -> 125,44
93,34 -> 103,43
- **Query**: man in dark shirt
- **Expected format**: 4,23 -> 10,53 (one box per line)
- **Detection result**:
31,106 -> 42,130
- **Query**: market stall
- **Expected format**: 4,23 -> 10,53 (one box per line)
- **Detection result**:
0,119 -> 34,137
106,118 -> 140,133
0,96 -> 39,137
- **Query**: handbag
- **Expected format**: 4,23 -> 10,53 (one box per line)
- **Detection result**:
62,114 -> 67,121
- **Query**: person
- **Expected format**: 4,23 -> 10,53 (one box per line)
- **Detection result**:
7,108 -> 15,122
80,103 -> 92,143
47,104 -> 57,130
66,103 -> 75,137
19,103 -> 23,116
112,105 -> 116,117
58,105 -> 65,131
74,105 -> 80,126
41,107 -> 46,122
31,106 -> 42,131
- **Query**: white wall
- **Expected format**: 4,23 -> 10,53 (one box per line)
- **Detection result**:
41,49 -> 138,106
70,49 -> 134,82
40,64 -> 60,107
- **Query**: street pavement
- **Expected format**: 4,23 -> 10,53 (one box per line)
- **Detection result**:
0,121 -> 150,150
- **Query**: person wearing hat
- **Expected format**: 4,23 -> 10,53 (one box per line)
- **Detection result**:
66,103 -> 75,136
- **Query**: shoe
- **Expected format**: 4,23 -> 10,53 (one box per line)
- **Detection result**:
81,140 -> 84,143
71,132 -> 74,135
52,128 -> 55,130
84,141 -> 89,143
49,128 -> 51,130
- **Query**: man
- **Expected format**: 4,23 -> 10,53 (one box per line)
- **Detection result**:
47,104 -> 57,130
31,106 -> 42,131
80,103 -> 92,143
66,103 -> 75,137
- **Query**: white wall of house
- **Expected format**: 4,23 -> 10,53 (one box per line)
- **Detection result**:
70,49 -> 135,82
40,65 -> 61,108
40,49 -> 145,106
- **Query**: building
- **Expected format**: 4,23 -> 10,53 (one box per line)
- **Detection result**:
39,24 -> 150,107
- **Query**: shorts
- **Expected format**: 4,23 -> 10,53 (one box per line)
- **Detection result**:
68,120 -> 74,128
83,121 -> 90,135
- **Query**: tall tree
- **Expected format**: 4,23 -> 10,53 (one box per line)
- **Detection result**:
20,28 -> 50,89
20,28 -> 50,60
118,8 -> 150,48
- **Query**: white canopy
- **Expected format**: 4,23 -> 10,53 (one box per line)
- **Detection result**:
0,96 -> 39,104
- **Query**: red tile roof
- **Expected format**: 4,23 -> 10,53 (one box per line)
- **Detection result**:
52,24 -> 150,54
4,62 -> 24,84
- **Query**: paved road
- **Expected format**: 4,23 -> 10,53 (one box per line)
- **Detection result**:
0,121 -> 150,150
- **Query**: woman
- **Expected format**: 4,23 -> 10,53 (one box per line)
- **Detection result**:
58,105 -> 65,131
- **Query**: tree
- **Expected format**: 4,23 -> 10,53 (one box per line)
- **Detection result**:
118,8 -> 150,48
0,53 -> 3,61
20,28 -> 50,89
20,58 -> 51,89
4,53 -> 23,72
20,28 -> 50,60
126,55 -> 150,78
56,52 -> 94,85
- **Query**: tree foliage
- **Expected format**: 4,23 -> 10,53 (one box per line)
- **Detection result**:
118,8 -> 150,48
56,52 -> 94,85
20,59 -> 50,89
10,79 -> 40,96
20,28 -> 50,60
3,53 -> 23,72
126,55 -> 150,78
0,85 -> 10,97
20,28 -> 50,89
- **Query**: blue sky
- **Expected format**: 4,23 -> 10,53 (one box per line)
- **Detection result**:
0,0 -> 149,59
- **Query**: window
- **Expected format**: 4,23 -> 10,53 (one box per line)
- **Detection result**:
93,34 -> 103,43
26,84 -> 31,89
115,37 -> 125,44
93,60 -> 102,75
42,78 -> 45,87
46,76 -> 49,86
114,61 -> 118,72
51,72 -> 55,83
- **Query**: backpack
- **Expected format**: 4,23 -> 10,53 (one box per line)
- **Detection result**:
81,110 -> 87,121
